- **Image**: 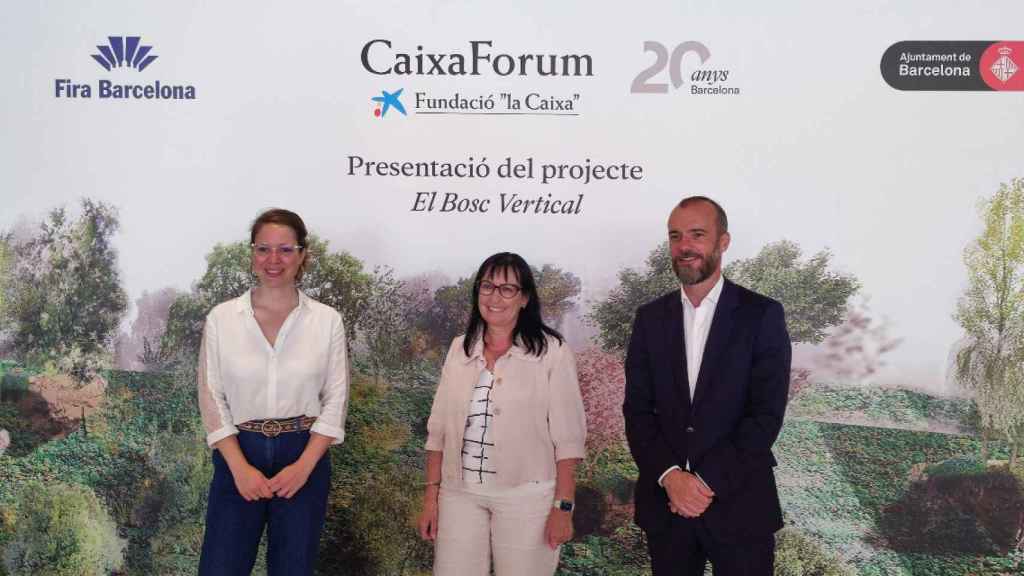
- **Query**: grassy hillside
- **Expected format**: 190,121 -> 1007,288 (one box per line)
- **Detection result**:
3,364 -> 1023,575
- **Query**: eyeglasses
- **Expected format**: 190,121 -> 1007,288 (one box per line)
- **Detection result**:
251,243 -> 303,258
479,281 -> 522,299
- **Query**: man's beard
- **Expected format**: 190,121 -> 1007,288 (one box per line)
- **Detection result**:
672,249 -> 720,285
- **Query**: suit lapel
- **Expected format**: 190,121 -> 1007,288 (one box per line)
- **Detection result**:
663,293 -> 692,412
691,279 -> 738,412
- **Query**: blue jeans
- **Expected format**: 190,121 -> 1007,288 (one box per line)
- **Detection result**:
199,429 -> 330,576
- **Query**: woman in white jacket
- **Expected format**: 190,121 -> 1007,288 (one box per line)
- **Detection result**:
417,252 -> 587,576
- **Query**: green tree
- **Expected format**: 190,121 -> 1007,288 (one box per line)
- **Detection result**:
193,241 -> 253,306
420,277 -> 474,350
160,293 -> 209,366
300,236 -> 374,340
160,240 -> 272,365
589,240 -> 859,353
2,481 -> 125,576
359,266 -> 411,383
6,199 -> 128,380
725,240 -> 860,344
533,264 -> 582,327
160,235 -> 372,363
955,177 -> 1024,465
589,243 -> 677,353
420,265 -> 583,351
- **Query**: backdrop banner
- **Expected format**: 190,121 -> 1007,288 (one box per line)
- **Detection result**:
2,2 -> 1024,574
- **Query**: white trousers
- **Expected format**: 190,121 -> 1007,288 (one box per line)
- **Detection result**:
434,480 -> 560,576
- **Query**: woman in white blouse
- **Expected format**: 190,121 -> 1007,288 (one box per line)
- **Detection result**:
417,252 -> 587,576
197,208 -> 348,576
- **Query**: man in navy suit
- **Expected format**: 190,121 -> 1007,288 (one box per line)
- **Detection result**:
624,196 -> 791,575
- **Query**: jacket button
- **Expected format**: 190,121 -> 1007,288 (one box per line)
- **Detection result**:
686,426 -> 695,433
495,377 -> 502,385
494,407 -> 502,416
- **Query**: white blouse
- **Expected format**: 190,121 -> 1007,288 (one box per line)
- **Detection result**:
197,289 -> 349,447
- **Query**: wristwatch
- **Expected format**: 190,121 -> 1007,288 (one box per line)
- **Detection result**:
553,499 -> 574,512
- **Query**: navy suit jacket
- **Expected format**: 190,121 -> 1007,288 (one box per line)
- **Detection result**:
623,279 -> 791,542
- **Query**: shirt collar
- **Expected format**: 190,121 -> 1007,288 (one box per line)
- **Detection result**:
680,274 -> 725,309
236,287 -> 310,314
461,334 -> 545,364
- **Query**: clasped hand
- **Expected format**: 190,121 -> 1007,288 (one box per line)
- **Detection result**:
663,469 -> 715,518
232,461 -> 314,501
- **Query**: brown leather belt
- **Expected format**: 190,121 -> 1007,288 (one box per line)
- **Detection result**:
237,416 -> 316,438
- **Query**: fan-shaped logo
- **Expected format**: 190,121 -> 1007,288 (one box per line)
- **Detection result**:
54,35 -> 196,100
91,36 -> 158,72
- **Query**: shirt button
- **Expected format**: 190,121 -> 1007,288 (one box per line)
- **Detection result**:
686,426 -> 695,433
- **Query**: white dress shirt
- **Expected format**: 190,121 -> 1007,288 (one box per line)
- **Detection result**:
197,289 -> 349,448
682,275 -> 724,401
658,274 -> 724,486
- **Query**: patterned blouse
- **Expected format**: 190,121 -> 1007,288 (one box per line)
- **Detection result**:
462,370 -> 497,483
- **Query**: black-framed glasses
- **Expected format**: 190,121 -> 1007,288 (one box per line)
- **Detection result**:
251,243 -> 304,258
479,280 -> 522,299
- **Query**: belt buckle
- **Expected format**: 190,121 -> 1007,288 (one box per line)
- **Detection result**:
260,419 -> 283,438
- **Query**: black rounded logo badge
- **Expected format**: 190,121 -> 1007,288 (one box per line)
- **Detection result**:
881,41 -> 1023,91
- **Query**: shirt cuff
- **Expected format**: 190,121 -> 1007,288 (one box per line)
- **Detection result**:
206,424 -> 239,448
658,465 -> 682,486
694,472 -> 713,492
311,421 -> 345,445
554,442 -> 586,461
